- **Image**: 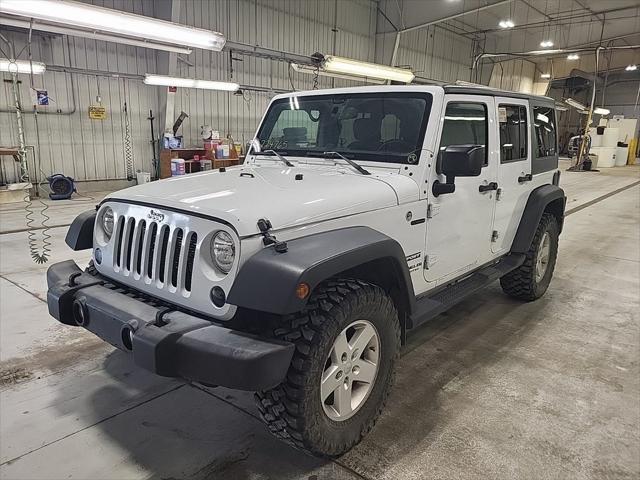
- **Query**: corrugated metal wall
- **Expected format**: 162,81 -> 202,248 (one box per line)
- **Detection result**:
0,0 -> 476,185
396,26 -> 475,84
0,0 -> 160,186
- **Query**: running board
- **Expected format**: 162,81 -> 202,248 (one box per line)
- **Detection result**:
408,254 -> 525,329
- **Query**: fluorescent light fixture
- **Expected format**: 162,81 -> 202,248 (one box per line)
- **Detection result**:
565,98 -> 586,110
0,16 -> 192,54
0,0 -> 225,51
321,55 -> 415,83
0,58 -> 46,74
540,73 -> 551,79
144,74 -> 239,92
499,19 -> 514,28
567,54 -> 579,60
291,63 -> 385,84
593,107 -> 610,115
626,64 -> 638,71
540,40 -> 554,48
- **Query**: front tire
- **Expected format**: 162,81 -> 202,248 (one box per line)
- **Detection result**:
500,213 -> 559,301
255,279 -> 400,457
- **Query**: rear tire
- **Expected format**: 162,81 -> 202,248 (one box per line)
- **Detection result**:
255,278 -> 400,457
500,213 -> 559,301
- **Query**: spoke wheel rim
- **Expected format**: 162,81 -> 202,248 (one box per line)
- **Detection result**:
535,231 -> 551,282
321,319 -> 380,422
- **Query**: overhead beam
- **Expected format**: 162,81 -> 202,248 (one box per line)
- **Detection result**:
398,0 -> 514,33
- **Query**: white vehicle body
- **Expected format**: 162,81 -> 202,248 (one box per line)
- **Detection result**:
93,85 -> 558,319
49,84 -> 565,457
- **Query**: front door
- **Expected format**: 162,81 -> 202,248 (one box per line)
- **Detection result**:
424,95 -> 498,284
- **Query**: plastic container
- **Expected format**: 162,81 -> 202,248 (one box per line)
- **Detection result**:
588,128 -> 602,147
136,171 -> 151,184
200,159 -> 212,171
171,158 -> 186,176
590,146 -> 617,167
616,146 -> 629,166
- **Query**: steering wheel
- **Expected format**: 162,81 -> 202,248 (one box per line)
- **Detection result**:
376,139 -> 411,152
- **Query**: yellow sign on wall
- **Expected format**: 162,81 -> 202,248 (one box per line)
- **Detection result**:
88,106 -> 106,120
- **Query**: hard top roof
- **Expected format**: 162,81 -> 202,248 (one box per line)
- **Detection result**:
443,84 -> 556,105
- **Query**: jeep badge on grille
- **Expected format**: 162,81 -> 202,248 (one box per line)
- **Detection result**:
147,209 -> 165,222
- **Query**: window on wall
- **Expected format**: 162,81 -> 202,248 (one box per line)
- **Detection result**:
499,104 -> 528,162
439,102 -> 488,165
533,106 -> 557,158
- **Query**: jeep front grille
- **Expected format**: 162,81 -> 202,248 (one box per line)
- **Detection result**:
112,215 -> 197,293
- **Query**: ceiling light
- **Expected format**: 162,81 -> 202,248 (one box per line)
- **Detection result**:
626,64 -> 638,71
321,55 -> 415,83
567,54 -> 579,60
565,98 -> 586,110
0,0 -> 225,51
540,73 -> 551,79
499,20 -> 515,28
540,40 -> 554,48
0,16 -> 192,54
593,107 -> 610,115
0,58 -> 46,74
143,75 -> 239,91
291,63 -> 385,84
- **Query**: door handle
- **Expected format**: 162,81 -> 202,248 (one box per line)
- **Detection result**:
479,182 -> 498,193
518,174 -> 533,183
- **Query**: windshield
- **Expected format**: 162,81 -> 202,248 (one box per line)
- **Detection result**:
256,92 -> 433,164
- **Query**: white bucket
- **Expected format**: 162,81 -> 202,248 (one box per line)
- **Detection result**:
136,171 -> 151,184
590,146 -> 617,167
616,146 -> 629,166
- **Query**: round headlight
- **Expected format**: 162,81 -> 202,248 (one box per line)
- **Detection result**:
101,207 -> 114,239
211,231 -> 235,273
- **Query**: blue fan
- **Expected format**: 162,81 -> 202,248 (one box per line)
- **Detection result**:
48,174 -> 76,200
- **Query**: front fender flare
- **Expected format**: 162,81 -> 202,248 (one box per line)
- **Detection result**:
65,210 -> 96,251
227,226 -> 415,315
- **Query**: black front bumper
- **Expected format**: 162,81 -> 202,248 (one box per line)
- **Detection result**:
46,260 -> 294,391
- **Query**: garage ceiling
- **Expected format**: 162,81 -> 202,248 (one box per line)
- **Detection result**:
378,0 -> 640,62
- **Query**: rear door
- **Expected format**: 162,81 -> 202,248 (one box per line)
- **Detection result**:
423,94 -> 499,284
491,98 -> 532,254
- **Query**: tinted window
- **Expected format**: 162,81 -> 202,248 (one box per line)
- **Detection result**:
499,104 -> 528,162
439,102 -> 488,165
534,106 -> 557,158
257,93 -> 432,164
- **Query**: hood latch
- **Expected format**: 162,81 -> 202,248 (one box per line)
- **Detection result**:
257,218 -> 288,253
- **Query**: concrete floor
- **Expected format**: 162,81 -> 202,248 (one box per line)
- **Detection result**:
0,161 -> 639,479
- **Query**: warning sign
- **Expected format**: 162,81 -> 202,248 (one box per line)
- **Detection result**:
88,105 -> 107,120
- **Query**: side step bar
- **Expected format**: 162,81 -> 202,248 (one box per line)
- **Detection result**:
408,254 -> 525,329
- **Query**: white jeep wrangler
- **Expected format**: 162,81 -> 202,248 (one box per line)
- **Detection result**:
47,85 -> 565,457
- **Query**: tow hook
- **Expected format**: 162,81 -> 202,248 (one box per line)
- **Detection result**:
257,218 -> 288,253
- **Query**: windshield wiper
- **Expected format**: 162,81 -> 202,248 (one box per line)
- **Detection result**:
254,149 -> 294,167
322,151 -> 370,175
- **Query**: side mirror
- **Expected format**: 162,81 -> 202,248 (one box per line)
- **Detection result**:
433,145 -> 485,197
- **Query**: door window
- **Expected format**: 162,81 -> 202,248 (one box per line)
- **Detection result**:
533,106 -> 557,158
498,104 -> 528,162
439,102 -> 488,165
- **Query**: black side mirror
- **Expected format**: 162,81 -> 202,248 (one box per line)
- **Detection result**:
433,145 -> 485,197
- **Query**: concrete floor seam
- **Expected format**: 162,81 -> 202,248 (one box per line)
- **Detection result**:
565,180 -> 640,216
0,383 -> 186,467
0,274 -> 47,304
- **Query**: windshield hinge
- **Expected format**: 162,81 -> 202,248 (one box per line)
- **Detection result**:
257,218 -> 288,253
427,203 -> 440,219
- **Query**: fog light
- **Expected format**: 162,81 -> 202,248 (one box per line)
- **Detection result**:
94,248 -> 102,265
210,286 -> 226,307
